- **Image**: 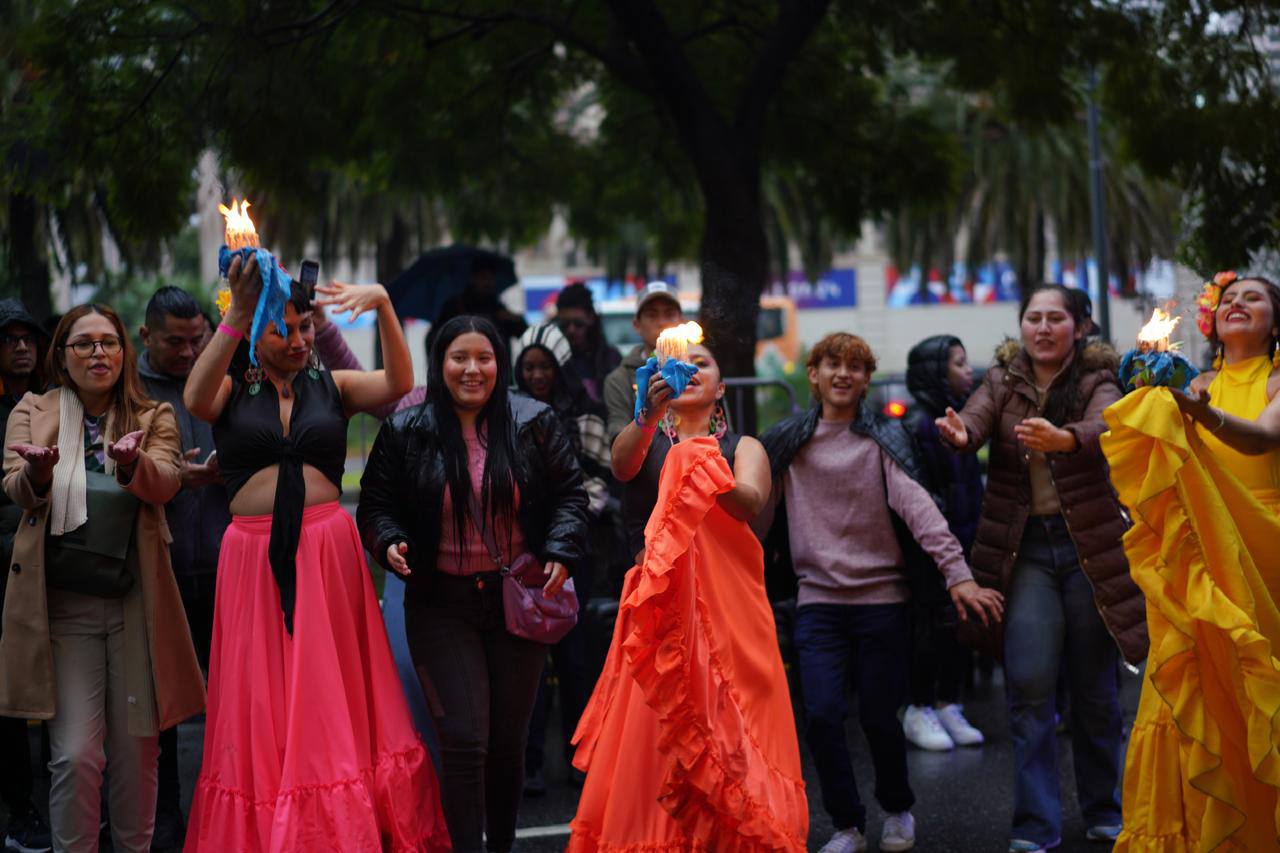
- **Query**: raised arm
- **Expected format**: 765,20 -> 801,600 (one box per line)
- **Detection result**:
718,436 -> 771,521
939,368 -> 1001,452
611,375 -> 673,482
186,255 -> 261,423
323,283 -> 414,416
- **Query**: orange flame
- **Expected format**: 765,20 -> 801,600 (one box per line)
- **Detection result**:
1137,306 -> 1180,347
655,321 -> 704,363
218,198 -> 259,250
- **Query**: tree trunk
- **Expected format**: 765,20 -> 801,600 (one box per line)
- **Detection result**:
7,193 -> 51,322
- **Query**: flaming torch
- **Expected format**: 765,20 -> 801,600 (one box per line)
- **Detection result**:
216,197 -> 293,368
1119,304 -> 1198,392
655,321 -> 704,365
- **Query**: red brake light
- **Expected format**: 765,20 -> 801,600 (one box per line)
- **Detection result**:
884,401 -> 907,418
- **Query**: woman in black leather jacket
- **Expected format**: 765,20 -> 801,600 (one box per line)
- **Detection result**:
357,315 -> 588,853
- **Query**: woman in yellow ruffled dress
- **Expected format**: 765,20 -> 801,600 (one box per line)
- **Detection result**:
1101,272 -> 1280,851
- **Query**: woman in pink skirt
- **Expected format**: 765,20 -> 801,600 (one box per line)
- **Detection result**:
181,254 -> 449,851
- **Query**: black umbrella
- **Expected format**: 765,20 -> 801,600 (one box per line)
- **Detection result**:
386,245 -> 518,322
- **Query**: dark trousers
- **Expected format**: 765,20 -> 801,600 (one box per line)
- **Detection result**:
796,602 -> 916,833
406,573 -> 549,853
525,558 -> 593,775
0,563 -> 34,817
1004,516 -> 1122,845
157,572 -> 216,816
908,597 -> 971,707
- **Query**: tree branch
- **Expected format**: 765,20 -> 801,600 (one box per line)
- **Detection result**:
733,0 -> 833,145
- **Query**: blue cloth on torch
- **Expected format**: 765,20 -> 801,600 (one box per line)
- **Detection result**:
218,246 -> 293,367
633,355 -> 700,422
1118,348 -> 1199,393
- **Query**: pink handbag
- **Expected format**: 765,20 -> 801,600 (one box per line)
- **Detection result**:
468,493 -> 578,644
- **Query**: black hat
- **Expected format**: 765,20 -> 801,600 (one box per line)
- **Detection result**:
0,299 -> 50,341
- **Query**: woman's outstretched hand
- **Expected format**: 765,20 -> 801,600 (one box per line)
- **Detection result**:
106,430 -> 146,468
387,542 -> 411,577
1013,417 -> 1077,453
316,282 -> 389,322
936,407 -> 969,448
1171,387 -> 1214,423
8,443 -> 59,484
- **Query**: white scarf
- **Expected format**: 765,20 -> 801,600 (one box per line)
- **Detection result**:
50,388 -> 115,536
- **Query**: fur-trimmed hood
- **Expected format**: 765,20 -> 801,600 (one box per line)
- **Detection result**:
993,337 -> 1121,373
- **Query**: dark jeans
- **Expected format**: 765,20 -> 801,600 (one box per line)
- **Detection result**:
406,572 -> 549,853
525,558 -> 593,775
908,593 -> 971,707
795,602 -> 916,833
1004,515 -> 1122,845
157,572 -> 217,816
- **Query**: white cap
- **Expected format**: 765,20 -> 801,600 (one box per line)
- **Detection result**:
635,281 -> 682,317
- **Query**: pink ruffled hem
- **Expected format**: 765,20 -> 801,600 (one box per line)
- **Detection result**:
185,742 -> 451,852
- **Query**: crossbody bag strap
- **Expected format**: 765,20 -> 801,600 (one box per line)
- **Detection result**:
465,489 -> 506,572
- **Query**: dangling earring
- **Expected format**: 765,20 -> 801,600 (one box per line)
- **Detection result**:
1272,338 -> 1280,369
661,412 -> 679,444
710,404 -> 728,439
308,347 -> 322,379
244,364 -> 267,396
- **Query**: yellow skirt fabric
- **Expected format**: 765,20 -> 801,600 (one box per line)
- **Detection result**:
1102,387 -> 1280,851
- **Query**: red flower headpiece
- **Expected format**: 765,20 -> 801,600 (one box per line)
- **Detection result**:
1197,271 -> 1237,338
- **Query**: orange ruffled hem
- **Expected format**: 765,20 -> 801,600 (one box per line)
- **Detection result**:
186,742 -> 451,853
1102,388 -> 1280,851
570,438 -> 807,852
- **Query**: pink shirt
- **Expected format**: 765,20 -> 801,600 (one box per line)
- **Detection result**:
436,424 -> 526,575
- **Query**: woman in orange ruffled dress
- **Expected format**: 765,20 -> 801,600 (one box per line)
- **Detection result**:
569,341 -> 808,851
1102,272 -> 1280,850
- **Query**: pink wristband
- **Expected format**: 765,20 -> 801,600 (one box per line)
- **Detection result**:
217,323 -> 244,341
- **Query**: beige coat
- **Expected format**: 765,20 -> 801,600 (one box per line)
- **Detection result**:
0,388 -> 205,733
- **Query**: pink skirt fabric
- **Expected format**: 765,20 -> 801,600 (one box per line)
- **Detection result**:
184,502 -> 450,852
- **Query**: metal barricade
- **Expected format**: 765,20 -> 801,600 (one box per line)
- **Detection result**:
722,377 -> 802,437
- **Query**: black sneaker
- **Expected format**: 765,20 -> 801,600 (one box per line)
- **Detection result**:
4,805 -> 53,853
523,768 -> 547,797
150,803 -> 186,851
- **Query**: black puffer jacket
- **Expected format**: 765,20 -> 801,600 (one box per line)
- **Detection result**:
357,395 -> 589,600
759,404 -> 942,602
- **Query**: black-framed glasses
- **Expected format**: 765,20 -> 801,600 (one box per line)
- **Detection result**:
64,337 -> 123,358
0,333 -> 35,349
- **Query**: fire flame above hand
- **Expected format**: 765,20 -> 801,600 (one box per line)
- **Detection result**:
655,321 -> 704,363
218,198 -> 260,250
1137,307 -> 1181,348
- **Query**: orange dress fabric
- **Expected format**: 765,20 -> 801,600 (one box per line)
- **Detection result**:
568,437 -> 808,851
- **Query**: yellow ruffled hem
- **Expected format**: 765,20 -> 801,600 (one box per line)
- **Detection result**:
1102,388 -> 1280,851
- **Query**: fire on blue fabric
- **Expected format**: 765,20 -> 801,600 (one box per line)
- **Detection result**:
218,246 -> 293,367
1118,348 -> 1198,393
633,356 -> 700,422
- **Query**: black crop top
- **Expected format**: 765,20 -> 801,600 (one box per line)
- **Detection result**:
214,367 -> 348,631
622,430 -> 741,558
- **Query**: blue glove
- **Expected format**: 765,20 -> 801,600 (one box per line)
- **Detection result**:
633,356 -> 700,422
219,246 -> 293,367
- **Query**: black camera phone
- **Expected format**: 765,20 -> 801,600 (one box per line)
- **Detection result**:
299,259 -> 320,300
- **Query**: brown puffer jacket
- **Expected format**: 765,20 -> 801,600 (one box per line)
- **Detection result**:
956,339 -> 1147,665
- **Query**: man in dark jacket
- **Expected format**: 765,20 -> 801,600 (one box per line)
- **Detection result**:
758,332 -> 1002,853
0,298 -> 53,853
138,286 -> 229,849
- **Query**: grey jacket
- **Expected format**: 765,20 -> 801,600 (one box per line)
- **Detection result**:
139,352 -> 230,576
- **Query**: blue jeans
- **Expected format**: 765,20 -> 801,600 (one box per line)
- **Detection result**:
795,603 -> 915,833
1004,515 -> 1122,844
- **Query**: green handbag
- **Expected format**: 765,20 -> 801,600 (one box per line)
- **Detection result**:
44,470 -> 141,598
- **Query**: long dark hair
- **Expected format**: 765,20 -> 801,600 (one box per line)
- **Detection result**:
1208,275 -> 1280,357
1019,284 -> 1088,427
428,315 -> 519,557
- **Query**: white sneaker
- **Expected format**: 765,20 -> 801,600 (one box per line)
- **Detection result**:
902,705 -> 954,751
881,811 -> 916,851
818,827 -> 867,853
936,703 -> 985,746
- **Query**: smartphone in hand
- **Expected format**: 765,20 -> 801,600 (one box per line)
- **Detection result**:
299,259 -> 320,301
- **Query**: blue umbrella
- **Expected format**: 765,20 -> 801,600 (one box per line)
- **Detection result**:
386,245 -> 518,322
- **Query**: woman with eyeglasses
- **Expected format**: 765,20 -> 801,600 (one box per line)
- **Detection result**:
182,255 -> 449,851
0,304 -> 205,852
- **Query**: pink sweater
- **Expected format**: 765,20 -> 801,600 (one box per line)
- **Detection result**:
784,419 -> 972,607
437,424 -> 526,575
